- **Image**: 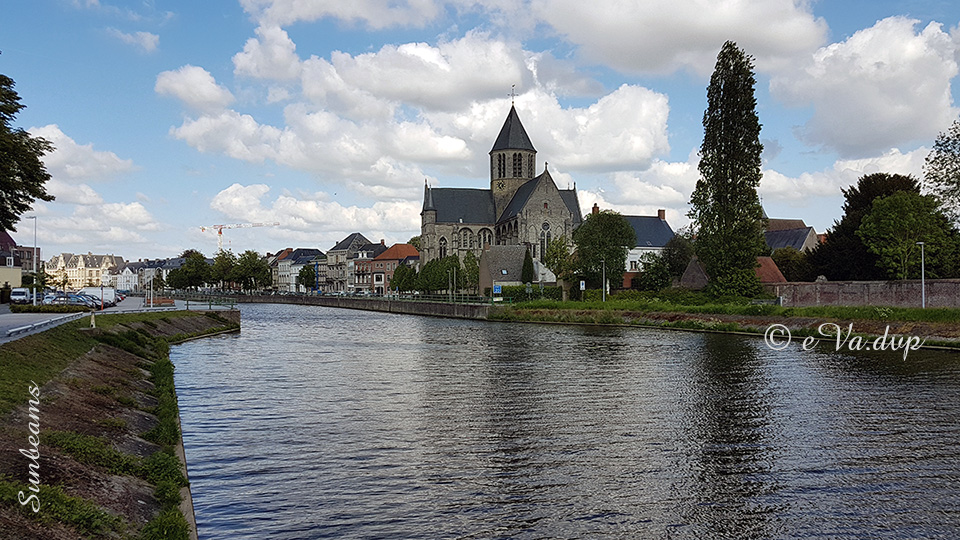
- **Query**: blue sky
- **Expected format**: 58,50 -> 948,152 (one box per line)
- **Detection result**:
4,0 -> 960,260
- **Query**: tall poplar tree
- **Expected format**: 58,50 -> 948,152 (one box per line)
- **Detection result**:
688,41 -> 766,297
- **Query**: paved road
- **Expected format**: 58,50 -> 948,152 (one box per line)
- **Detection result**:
0,299 -> 192,345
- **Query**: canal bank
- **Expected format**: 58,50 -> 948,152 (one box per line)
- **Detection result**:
0,310 -> 239,540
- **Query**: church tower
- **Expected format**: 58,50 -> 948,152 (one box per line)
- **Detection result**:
490,105 -> 536,219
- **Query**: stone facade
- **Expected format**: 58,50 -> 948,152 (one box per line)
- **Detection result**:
420,105 -> 581,266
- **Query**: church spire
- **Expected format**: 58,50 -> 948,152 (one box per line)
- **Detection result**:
491,105 -> 536,153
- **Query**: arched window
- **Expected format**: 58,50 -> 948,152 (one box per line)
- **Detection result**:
497,154 -> 506,178
540,230 -> 546,260
460,229 -> 473,250
439,237 -> 447,259
513,152 -> 522,177
479,228 -> 492,248
528,158 -> 535,178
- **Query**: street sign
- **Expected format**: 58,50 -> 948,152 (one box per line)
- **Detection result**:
579,280 -> 586,291
493,284 -> 502,294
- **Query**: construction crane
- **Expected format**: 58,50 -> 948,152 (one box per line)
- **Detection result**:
200,222 -> 281,252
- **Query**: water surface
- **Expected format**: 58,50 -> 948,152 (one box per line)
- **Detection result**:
170,303 -> 960,539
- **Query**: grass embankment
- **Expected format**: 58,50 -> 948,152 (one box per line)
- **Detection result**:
491,294 -> 960,348
0,310 -> 239,539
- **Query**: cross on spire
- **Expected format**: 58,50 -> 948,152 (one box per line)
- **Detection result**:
509,84 -> 517,104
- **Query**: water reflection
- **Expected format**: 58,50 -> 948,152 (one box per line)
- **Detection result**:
170,304 -> 960,539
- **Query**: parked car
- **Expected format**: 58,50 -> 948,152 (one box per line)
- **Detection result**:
49,294 -> 93,309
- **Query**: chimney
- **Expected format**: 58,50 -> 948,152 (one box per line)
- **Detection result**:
658,209 -> 666,220
592,203 -> 599,215
380,239 -> 385,245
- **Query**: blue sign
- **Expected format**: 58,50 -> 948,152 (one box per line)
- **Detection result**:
493,284 -> 502,294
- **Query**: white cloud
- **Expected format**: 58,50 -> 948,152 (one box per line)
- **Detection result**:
760,147 -> 927,202
155,65 -> 235,113
238,0 -> 445,29
233,25 -> 301,80
107,27 -> 159,52
532,0 -> 827,75
46,180 -> 104,206
771,17 -> 960,157
210,183 -> 421,246
29,124 -> 136,181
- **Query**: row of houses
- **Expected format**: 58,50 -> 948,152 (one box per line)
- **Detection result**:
267,234 -> 421,295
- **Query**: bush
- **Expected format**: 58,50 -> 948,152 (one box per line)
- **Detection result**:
491,285 -> 563,302
9,304 -> 89,313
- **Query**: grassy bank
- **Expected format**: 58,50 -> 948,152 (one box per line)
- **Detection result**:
491,298 -> 960,349
0,310 -> 239,539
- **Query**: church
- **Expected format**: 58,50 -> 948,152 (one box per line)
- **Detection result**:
420,105 -> 582,265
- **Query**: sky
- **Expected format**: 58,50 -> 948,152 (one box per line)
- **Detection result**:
3,0 -> 960,261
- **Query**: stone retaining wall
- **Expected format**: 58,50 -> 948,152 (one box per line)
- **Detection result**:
231,295 -> 492,319
764,279 -> 960,308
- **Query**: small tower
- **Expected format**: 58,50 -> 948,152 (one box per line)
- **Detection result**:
490,105 -> 536,218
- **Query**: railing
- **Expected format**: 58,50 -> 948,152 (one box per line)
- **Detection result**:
161,290 -> 511,306
5,311 -> 89,338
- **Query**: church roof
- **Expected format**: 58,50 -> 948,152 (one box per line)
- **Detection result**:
623,215 -> 674,248
496,170 -> 583,224
425,188 -> 497,224
490,105 -> 536,153
765,227 -> 815,251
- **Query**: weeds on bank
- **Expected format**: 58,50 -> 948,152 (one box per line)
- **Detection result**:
0,477 -> 126,537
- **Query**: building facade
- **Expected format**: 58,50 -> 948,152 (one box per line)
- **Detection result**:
420,106 -> 582,266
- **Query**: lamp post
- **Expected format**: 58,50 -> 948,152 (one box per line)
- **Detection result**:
26,215 -> 37,305
916,241 -> 925,309
601,258 -> 606,302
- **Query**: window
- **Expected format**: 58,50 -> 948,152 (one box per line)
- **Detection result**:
497,154 -> 506,178
513,152 -> 522,177
540,231 -> 546,260
479,228 -> 493,248
439,237 -> 447,259
528,158 -> 535,178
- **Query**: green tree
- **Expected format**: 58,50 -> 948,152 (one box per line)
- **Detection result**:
0,73 -> 55,232
462,250 -> 479,293
807,173 -> 921,280
857,191 -> 952,280
661,228 -> 695,279
390,263 -> 416,292
688,41 -> 766,297
572,210 -> 636,289
166,268 -> 188,290
771,247 -> 813,282
211,249 -> 237,289
297,264 -> 316,291
235,250 -> 271,291
521,248 -> 534,284
924,116 -> 960,224
543,236 -> 573,281
408,236 -> 421,251
635,252 -> 671,291
179,251 -> 211,289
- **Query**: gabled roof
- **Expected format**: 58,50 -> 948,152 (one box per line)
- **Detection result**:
756,256 -> 787,283
490,105 -> 536,153
766,218 -> 807,232
558,190 -> 583,226
765,227 -> 815,251
498,177 -> 541,222
426,188 -> 497,224
354,242 -> 388,259
374,243 -> 420,261
287,248 -> 323,260
0,231 -> 16,251
330,232 -> 371,252
623,215 -> 674,248
481,245 -> 527,283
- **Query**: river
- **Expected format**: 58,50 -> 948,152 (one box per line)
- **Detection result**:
169,303 -> 960,539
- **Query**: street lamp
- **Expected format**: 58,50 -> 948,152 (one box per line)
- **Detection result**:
25,215 -> 37,306
916,241 -> 925,309
601,258 -> 606,302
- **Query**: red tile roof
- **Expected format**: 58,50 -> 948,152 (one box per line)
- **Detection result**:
374,243 -> 419,261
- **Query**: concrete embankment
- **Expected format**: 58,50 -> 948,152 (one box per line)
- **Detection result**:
230,294 -> 493,320
0,310 -> 240,540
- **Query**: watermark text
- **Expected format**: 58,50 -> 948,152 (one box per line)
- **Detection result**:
764,323 -> 925,360
18,381 -> 41,513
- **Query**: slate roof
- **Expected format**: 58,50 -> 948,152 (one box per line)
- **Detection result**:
559,190 -> 583,226
766,218 -> 807,232
425,188 -> 497,224
287,248 -> 323,260
330,232 -> 371,252
0,231 -> 16,251
490,105 -> 536,153
482,245 -> 527,283
623,215 -> 674,248
498,178 -> 541,221
354,242 -> 388,259
765,227 -> 815,251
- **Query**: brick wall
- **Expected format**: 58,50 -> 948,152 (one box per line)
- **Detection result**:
764,279 -> 960,308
